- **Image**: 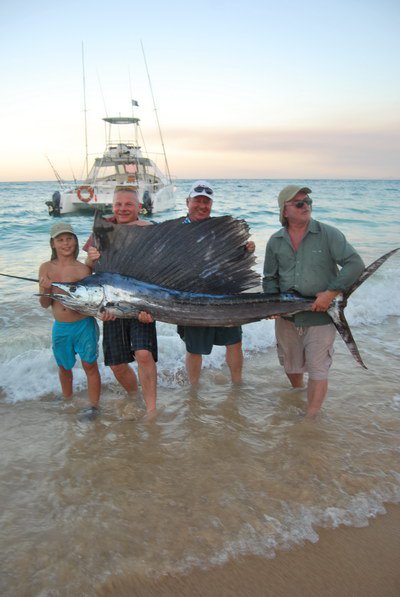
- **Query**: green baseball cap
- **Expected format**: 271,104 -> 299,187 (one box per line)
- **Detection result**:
50,223 -> 77,239
278,185 -> 312,225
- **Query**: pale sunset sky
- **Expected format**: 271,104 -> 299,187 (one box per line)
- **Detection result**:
0,0 -> 399,181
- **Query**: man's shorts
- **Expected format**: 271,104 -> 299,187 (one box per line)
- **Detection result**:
177,325 -> 242,355
275,318 -> 336,380
52,317 -> 99,371
103,318 -> 158,366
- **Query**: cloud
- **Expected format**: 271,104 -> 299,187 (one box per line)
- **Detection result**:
2,123 -> 399,182
163,125 -> 400,178
166,125 -> 399,153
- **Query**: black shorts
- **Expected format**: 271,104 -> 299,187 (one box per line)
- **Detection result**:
177,325 -> 242,355
103,319 -> 158,366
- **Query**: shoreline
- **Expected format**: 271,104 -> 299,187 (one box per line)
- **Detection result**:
97,503 -> 400,597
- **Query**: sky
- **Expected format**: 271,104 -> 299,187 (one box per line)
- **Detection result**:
0,0 -> 399,181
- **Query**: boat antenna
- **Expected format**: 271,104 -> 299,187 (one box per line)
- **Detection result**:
68,159 -> 78,185
97,69 -> 109,119
96,70 -> 110,149
81,42 -> 89,179
138,124 -> 149,156
140,41 -> 172,182
128,69 -> 139,148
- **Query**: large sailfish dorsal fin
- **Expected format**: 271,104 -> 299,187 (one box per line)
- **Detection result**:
92,213 -> 260,294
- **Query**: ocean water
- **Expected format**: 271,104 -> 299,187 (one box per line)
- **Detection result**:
0,179 -> 399,595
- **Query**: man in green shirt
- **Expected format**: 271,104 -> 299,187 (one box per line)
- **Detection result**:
263,184 -> 364,417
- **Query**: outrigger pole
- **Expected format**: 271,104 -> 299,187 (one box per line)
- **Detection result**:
44,155 -> 65,188
82,41 -> 89,179
140,41 -> 172,183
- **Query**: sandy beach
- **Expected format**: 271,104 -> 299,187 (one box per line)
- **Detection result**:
97,503 -> 400,597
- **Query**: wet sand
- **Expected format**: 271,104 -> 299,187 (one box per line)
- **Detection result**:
97,503 -> 400,597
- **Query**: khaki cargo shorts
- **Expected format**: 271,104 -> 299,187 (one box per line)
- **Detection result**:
275,318 -> 336,380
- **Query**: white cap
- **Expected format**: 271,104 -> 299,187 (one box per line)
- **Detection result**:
188,180 -> 214,200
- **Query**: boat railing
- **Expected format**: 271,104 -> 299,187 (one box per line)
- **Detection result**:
105,139 -> 141,146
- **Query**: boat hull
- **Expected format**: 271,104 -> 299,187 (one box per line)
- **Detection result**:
46,181 -> 175,216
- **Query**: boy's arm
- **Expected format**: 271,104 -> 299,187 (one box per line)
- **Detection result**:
85,246 -> 101,270
76,262 -> 93,279
38,263 -> 53,309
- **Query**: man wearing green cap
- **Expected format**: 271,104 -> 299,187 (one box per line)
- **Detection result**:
263,185 -> 365,417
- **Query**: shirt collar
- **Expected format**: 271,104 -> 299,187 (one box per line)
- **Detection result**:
275,218 -> 319,237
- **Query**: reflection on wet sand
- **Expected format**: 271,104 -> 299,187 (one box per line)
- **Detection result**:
1,343 -> 400,595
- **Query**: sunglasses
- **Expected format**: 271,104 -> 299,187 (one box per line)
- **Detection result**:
193,185 -> 213,195
287,198 -> 313,208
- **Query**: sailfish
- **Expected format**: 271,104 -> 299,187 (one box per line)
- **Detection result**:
1,213 -> 398,369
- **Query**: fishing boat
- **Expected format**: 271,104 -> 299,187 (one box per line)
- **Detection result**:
46,110 -> 175,217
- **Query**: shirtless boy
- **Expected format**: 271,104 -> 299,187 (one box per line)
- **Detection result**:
39,223 -> 101,410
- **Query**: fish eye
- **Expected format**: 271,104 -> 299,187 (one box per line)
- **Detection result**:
69,285 -> 77,292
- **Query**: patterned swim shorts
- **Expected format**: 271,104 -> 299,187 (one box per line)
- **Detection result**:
102,318 -> 158,366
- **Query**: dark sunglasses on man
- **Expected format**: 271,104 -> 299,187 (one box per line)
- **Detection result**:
287,197 -> 313,208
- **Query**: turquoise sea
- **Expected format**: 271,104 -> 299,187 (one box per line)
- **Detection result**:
0,179 -> 399,595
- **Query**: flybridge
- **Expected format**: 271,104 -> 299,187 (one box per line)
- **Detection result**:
102,116 -> 141,149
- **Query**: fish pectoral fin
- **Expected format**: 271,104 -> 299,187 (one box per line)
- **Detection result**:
102,302 -> 137,317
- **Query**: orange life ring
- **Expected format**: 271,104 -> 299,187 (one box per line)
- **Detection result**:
76,185 -> 95,203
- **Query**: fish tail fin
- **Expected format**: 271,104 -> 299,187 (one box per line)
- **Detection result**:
343,247 -> 399,302
328,247 -> 399,369
328,300 -> 368,369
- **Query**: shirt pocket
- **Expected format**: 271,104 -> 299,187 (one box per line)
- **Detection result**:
309,248 -> 326,269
